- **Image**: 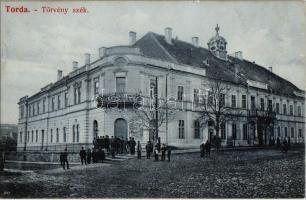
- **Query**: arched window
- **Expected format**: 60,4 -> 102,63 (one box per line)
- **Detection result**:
93,120 -> 98,138
31,130 -> 34,143
50,129 -> 53,143
56,128 -> 59,143
36,130 -> 38,143
63,127 -> 67,143
72,125 -> 75,142
76,124 -> 80,142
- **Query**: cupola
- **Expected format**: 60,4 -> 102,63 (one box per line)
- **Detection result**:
207,24 -> 227,60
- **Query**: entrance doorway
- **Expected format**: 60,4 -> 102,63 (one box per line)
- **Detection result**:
114,118 -> 128,140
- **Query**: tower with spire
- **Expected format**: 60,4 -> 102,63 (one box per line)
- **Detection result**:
207,24 -> 228,60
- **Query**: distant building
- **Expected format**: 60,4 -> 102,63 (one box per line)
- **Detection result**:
17,25 -> 305,151
0,124 -> 18,140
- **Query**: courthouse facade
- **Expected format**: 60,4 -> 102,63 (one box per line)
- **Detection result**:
17,26 -> 305,151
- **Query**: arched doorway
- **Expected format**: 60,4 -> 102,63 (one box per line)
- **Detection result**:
93,120 -> 98,139
114,118 -> 128,140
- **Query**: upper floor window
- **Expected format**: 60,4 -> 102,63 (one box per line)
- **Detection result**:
94,80 -> 100,97
37,102 -> 40,115
298,106 -> 301,117
289,105 -> 293,116
276,103 -> 280,114
36,130 -> 38,143
63,127 -> 67,143
231,95 -> 236,108
177,86 -> 184,101
260,98 -> 265,111
51,97 -> 55,111
251,96 -> 256,110
32,104 -> 35,116
178,120 -> 185,139
283,104 -> 287,115
268,100 -> 272,112
116,77 -> 126,94
57,95 -> 61,110
194,89 -> 199,105
56,128 -> 59,143
64,93 -> 68,107
31,130 -> 34,143
194,120 -> 200,139
20,105 -> 24,118
241,95 -> 246,109
74,87 -> 81,104
243,123 -> 248,140
221,122 -> 226,140
50,129 -> 53,143
43,98 -> 46,113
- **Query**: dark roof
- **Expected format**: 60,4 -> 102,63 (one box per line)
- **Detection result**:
134,32 -> 303,98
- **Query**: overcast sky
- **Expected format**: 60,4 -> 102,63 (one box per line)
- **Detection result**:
1,1 -> 305,124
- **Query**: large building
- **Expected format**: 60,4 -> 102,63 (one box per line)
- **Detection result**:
17,26 -> 305,151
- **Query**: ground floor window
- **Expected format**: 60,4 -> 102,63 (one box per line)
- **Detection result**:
73,125 -> 75,142
50,129 -> 53,143
232,124 -> 237,140
221,123 -> 226,139
194,120 -> 200,139
31,131 -> 34,143
277,126 -> 281,137
63,127 -> 67,142
284,127 -> 288,137
56,128 -> 59,143
299,129 -> 302,137
291,127 -> 294,138
179,120 -> 185,139
76,124 -> 80,142
243,124 -> 248,140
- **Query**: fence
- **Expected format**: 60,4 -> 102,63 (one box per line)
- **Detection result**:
17,143 -> 93,153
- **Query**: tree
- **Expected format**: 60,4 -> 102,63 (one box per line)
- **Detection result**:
198,79 -> 242,146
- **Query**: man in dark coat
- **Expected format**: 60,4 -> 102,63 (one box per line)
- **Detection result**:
276,137 -> 281,149
200,142 -> 205,157
98,148 -> 105,162
137,141 -> 142,159
205,140 -> 211,156
62,148 -> 69,169
79,147 -> 87,165
130,138 -> 136,155
145,141 -> 151,159
161,144 -> 166,161
92,148 -> 97,163
86,148 -> 92,164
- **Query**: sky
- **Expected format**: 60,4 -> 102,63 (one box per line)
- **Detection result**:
1,1 -> 305,124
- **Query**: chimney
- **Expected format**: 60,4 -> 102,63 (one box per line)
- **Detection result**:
72,61 -> 78,70
129,31 -> 136,45
57,70 -> 63,80
84,53 -> 91,65
192,36 -> 199,47
234,51 -> 243,60
99,47 -> 107,58
165,27 -> 172,44
269,66 -> 273,72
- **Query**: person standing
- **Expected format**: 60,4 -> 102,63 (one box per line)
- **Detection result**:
92,148 -> 97,163
86,148 -> 92,164
131,138 -> 136,155
200,142 -> 205,157
137,141 -> 142,159
79,147 -> 87,165
205,140 -> 211,156
145,141 -> 151,159
62,148 -> 69,169
154,144 -> 159,161
161,144 -> 166,161
276,137 -> 281,149
167,145 -> 171,162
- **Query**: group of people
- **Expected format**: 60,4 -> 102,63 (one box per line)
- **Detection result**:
93,136 -> 137,157
79,147 -> 106,165
275,137 -> 291,153
143,140 -> 172,162
200,140 -> 211,157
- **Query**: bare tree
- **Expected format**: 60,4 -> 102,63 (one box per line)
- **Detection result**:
198,79 -> 243,146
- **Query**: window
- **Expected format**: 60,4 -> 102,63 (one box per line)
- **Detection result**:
221,122 -> 226,140
63,127 -> 67,142
232,124 -> 237,140
260,98 -> 264,111
51,97 -> 55,111
242,95 -> 246,109
57,95 -> 61,110
36,130 -> 38,143
231,95 -> 236,108
150,79 -> 156,99
74,87 -> 81,104
19,132 -> 23,143
277,127 -> 281,137
194,120 -> 200,139
251,96 -> 255,110
193,89 -> 199,104
268,100 -> 272,112
283,104 -> 287,115
56,128 -> 59,143
37,102 -> 40,115
27,131 -> 30,142
64,93 -> 68,107
78,87 -> 81,103
72,125 -> 75,142
50,129 -> 53,143
32,104 -> 35,116
76,124 -> 80,142
243,124 -> 248,140
94,80 -> 99,97
298,129 -> 302,138
291,127 -> 294,138
43,98 -> 46,113
116,77 -> 126,93
289,105 -> 293,115
276,103 -> 280,114
220,93 -> 225,107
178,120 -> 185,139
93,120 -> 98,138
284,127 -> 288,137
31,131 -> 34,143
20,105 -> 24,118
298,106 -> 301,117
177,86 -> 184,101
